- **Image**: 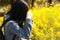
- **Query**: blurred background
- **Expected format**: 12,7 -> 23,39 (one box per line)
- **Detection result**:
0,0 -> 60,40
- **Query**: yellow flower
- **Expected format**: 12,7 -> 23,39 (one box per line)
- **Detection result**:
56,32 -> 60,37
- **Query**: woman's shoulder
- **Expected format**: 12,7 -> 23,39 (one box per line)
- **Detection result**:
6,20 -> 17,26
7,20 -> 15,23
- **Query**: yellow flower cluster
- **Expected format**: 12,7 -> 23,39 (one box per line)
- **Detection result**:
0,17 -> 4,25
29,4 -> 60,40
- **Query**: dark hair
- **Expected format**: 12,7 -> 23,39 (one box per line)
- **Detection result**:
10,1 -> 29,27
1,0 -> 29,28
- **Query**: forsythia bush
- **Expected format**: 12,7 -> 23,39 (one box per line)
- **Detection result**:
0,17 -> 3,26
29,4 -> 60,40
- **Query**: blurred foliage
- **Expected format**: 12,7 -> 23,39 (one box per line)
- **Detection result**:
0,0 -> 10,6
0,0 -> 60,40
29,4 -> 60,40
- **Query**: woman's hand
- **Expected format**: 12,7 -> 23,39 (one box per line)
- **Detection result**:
26,12 -> 33,19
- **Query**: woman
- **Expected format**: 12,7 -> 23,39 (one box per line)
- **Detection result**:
4,0 -> 33,40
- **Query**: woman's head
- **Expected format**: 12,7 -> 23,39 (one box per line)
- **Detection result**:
10,0 -> 29,21
6,0 -> 29,27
